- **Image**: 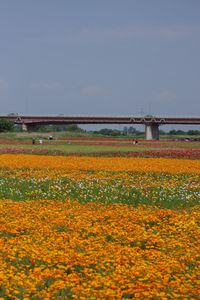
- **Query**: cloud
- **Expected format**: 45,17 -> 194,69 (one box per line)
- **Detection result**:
0,79 -> 8,89
29,81 -> 62,90
80,84 -> 111,97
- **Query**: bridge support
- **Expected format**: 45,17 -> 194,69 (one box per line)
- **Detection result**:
21,123 -> 37,132
22,123 -> 28,131
145,124 -> 159,140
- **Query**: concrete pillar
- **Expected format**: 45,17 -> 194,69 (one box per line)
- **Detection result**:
21,123 -> 38,132
145,124 -> 159,140
22,123 -> 28,131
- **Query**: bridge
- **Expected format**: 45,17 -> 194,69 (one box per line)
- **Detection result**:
1,115 -> 200,140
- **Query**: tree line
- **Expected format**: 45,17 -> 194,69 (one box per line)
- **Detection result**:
0,119 -> 200,136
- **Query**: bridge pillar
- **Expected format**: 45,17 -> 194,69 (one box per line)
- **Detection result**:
22,123 -> 28,131
145,124 -> 159,140
21,123 -> 37,131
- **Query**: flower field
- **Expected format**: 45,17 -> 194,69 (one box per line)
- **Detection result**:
0,154 -> 200,299
1,136 -> 200,159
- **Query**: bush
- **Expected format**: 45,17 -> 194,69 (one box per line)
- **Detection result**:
0,119 -> 14,132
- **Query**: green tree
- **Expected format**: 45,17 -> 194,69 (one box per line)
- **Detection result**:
0,119 -> 14,132
169,130 -> 177,135
187,130 -> 200,135
123,126 -> 128,135
34,124 -> 84,132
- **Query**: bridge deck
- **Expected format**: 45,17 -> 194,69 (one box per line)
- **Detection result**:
1,115 -> 200,125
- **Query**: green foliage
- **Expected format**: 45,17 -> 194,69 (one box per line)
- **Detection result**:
159,129 -> 167,135
93,126 -> 143,137
93,128 -> 121,136
0,119 -> 14,132
169,129 -> 200,136
37,124 -> 84,132
0,171 -> 199,208
187,130 -> 200,135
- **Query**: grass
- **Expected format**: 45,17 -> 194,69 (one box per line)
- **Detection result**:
1,130 -> 200,140
0,131 -> 200,158
0,169 -> 199,209
0,142 -> 200,157
0,143 -> 153,153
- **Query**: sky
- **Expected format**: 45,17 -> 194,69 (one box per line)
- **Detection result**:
0,0 -> 200,125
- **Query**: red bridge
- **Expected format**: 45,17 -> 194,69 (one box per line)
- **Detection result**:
1,115 -> 200,140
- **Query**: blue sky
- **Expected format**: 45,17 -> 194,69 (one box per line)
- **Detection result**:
0,0 -> 200,121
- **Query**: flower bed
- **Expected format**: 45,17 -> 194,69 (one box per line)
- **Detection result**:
0,154 -> 199,299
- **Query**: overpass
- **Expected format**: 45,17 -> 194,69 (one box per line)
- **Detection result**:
1,115 -> 200,140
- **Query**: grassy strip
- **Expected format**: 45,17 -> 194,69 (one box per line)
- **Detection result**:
0,143 -> 147,153
1,145 -> 200,160
0,170 -> 199,208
